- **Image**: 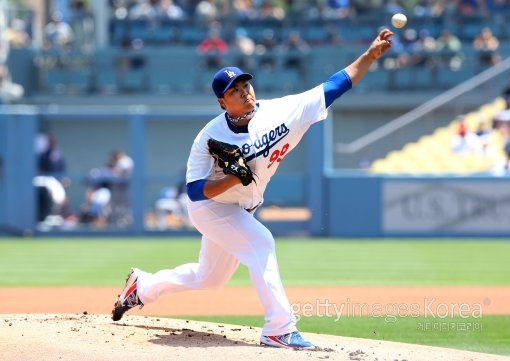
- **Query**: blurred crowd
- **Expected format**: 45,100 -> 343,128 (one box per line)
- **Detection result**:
0,0 -> 507,100
5,0 -> 510,49
3,0 -> 508,55
105,0 -> 508,72
108,0 -> 510,22
34,132 -> 138,230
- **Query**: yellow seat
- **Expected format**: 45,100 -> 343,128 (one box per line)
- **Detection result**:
370,97 -> 506,175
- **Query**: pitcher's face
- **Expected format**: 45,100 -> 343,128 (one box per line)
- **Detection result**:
218,79 -> 256,117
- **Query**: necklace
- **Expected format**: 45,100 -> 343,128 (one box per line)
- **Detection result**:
226,105 -> 258,123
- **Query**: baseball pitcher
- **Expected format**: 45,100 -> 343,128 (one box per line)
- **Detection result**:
112,28 -> 394,349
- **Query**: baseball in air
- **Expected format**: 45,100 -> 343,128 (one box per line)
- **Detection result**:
391,13 -> 407,28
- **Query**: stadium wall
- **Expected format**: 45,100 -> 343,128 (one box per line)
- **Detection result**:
1,94 -> 509,237
324,175 -> 510,237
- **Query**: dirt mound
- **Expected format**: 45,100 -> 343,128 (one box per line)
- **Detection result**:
2,314 -> 509,361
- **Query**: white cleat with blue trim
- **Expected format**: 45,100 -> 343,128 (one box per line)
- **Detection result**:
260,331 -> 315,349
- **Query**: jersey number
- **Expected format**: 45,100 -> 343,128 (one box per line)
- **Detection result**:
267,143 -> 289,168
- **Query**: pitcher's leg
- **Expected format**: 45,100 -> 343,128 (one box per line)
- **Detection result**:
245,230 -> 297,336
136,236 -> 239,304
189,201 -> 296,336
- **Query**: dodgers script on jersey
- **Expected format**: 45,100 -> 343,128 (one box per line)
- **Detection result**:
186,84 -> 327,210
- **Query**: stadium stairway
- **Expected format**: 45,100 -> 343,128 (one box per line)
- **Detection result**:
370,97 -> 508,174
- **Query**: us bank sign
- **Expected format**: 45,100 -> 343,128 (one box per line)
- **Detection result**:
383,180 -> 510,233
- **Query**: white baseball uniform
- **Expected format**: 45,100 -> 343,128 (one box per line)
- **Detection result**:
135,84 -> 327,336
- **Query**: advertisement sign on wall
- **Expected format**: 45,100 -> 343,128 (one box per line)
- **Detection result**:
383,180 -> 510,233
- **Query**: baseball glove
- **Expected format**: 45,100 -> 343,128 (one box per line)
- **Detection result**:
207,138 -> 255,186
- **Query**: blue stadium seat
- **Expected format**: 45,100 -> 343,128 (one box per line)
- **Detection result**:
36,50 -> 94,94
94,49 -> 151,94
147,47 -> 199,94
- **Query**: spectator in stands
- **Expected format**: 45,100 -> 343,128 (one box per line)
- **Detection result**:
458,0 -> 484,15
413,0 -> 435,17
491,137 -> 510,175
111,149 -> 134,177
232,0 -> 256,19
416,29 -> 437,68
450,115 -> 481,155
129,0 -> 165,20
395,28 -> 424,68
475,119 -> 493,156
80,150 -> 134,227
435,29 -> 463,70
5,18 -> 31,49
492,83 -> 510,134
116,35 -> 148,92
503,83 -> 510,109
44,11 -> 74,50
473,27 -> 501,67
69,0 -> 95,53
324,24 -> 343,46
419,29 -> 436,51
195,0 -> 219,22
492,86 -> 510,175
232,28 -> 256,72
110,1 -> 129,19
34,132 -> 75,228
80,165 -> 114,226
197,26 -> 229,69
304,0 -> 328,19
33,174 -> 69,226
430,0 -> 458,21
0,64 -> 24,104
501,140 -> 510,172
326,0 -> 351,19
154,174 -> 190,229
109,150 -> 134,227
256,28 -> 279,70
38,133 -> 66,175
162,0 -> 186,19
257,1 -> 286,20
282,31 -> 310,74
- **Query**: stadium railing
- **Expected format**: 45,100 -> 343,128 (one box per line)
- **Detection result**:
329,55 -> 510,172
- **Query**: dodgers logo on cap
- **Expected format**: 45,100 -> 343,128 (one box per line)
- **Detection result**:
225,69 -> 236,78
212,66 -> 253,98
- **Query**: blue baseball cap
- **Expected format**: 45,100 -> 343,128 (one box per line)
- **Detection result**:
212,66 -> 253,98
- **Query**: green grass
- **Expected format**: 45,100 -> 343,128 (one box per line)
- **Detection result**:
182,315 -> 510,356
1,237 -> 508,355
1,238 -> 510,286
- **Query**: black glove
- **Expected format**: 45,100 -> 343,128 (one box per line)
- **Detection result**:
207,138 -> 255,186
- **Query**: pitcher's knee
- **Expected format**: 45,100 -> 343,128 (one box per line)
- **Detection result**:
259,233 -> 276,250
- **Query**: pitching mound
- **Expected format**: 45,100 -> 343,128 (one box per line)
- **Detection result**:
2,314 -> 509,361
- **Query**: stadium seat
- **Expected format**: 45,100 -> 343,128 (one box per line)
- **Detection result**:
370,97 -> 509,175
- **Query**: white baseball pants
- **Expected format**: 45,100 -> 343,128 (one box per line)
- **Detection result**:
135,199 -> 297,336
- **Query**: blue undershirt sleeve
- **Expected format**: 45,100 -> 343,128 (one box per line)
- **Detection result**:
323,69 -> 353,108
187,179 -> 208,201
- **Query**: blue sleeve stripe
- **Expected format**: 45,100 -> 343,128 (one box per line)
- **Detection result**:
187,179 -> 208,201
323,69 -> 352,108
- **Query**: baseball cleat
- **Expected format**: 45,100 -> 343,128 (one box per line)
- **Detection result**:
260,331 -> 315,349
111,268 -> 144,321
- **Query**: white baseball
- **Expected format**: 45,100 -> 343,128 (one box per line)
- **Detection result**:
391,13 -> 407,28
